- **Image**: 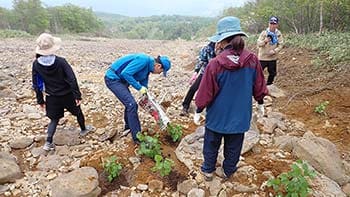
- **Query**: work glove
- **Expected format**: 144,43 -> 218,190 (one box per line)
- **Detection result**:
139,86 -> 147,95
193,112 -> 201,125
189,72 -> 198,85
257,104 -> 265,117
267,31 -> 278,45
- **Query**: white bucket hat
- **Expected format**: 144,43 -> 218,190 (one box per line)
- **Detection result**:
35,33 -> 61,55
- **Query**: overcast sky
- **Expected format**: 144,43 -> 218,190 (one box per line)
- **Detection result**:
0,0 -> 248,17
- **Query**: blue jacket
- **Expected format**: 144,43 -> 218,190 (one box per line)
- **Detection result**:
105,53 -> 155,91
195,48 -> 268,134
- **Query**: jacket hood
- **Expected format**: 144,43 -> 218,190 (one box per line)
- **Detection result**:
216,49 -> 252,70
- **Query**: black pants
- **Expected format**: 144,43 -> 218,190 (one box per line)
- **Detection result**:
260,60 -> 277,85
45,93 -> 86,143
182,74 -> 203,110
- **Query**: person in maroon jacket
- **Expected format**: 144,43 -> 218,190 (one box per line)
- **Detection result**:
32,33 -> 92,151
195,16 -> 268,181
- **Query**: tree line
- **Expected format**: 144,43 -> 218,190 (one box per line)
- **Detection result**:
97,12 -> 214,40
0,0 -> 349,39
0,0 -> 103,35
222,0 -> 350,34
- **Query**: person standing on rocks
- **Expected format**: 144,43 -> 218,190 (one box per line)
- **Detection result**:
104,54 -> 171,144
180,41 -> 216,117
32,33 -> 92,151
256,16 -> 284,115
195,16 -> 268,181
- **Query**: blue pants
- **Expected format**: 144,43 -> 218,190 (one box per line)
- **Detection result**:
105,77 -> 141,143
201,127 -> 244,177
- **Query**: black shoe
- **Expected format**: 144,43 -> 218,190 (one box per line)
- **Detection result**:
180,108 -> 189,116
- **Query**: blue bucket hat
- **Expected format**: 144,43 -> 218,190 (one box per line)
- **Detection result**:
159,56 -> 171,77
208,16 -> 248,43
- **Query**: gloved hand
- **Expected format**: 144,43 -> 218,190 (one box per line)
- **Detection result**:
193,112 -> 201,125
139,86 -> 147,95
189,72 -> 198,85
257,104 -> 265,117
267,31 -> 278,45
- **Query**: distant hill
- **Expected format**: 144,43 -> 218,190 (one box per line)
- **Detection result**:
95,11 -> 216,40
95,12 -> 130,22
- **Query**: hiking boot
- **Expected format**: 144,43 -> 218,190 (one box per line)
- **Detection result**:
43,141 -> 55,151
120,129 -> 131,137
80,125 -> 94,136
216,167 -> 229,180
201,171 -> 214,181
179,108 -> 189,116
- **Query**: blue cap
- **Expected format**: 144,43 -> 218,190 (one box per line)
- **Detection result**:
159,56 -> 171,77
208,16 -> 248,43
269,16 -> 279,24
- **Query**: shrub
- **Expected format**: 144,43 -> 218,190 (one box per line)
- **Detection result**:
137,132 -> 161,159
151,155 -> 174,176
267,160 -> 316,197
166,123 -> 183,142
285,32 -> 350,66
103,156 -> 122,182
314,101 -> 329,115
0,30 -> 31,38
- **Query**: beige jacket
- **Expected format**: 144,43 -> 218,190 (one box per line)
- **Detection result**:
257,28 -> 284,61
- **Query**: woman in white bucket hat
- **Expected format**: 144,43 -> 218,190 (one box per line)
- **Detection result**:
32,33 -> 93,151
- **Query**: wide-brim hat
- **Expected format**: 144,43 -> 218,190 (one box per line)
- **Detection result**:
35,33 -> 61,56
208,16 -> 248,43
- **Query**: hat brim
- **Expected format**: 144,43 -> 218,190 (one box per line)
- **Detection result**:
163,71 -> 168,77
35,37 -> 62,56
208,31 -> 248,43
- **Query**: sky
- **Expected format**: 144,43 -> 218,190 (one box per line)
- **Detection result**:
0,0 -> 248,17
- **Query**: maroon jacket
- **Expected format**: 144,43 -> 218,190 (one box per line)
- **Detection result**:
195,48 -> 268,133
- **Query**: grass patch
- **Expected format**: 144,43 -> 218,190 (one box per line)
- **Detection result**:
0,29 -> 31,38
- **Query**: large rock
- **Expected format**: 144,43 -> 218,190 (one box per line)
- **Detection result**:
311,171 -> 347,197
274,135 -> 299,152
267,84 -> 286,98
293,132 -> 350,185
50,167 -> 100,197
0,152 -> 22,184
54,126 -> 82,146
9,136 -> 34,149
37,155 -> 69,171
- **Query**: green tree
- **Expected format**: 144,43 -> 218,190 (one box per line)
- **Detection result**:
0,7 -> 12,29
12,0 -> 49,34
48,4 -> 104,33
221,0 -> 350,34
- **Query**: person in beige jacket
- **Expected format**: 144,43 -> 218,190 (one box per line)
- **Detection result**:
256,16 -> 284,116
257,16 -> 284,85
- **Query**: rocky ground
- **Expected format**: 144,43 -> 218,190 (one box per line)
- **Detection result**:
0,37 -> 349,197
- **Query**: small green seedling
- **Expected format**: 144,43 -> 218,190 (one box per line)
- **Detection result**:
151,154 -> 174,176
314,101 -> 329,115
103,156 -> 122,182
167,123 -> 183,142
267,160 -> 316,197
137,132 -> 161,159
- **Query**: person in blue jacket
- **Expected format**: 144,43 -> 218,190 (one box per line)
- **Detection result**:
105,54 -> 171,144
195,16 -> 268,181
